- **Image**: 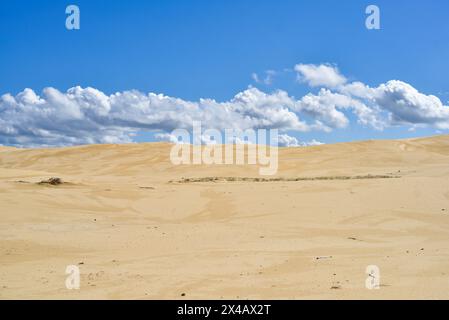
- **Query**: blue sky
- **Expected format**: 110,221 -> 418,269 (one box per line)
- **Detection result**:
1,0 -> 449,146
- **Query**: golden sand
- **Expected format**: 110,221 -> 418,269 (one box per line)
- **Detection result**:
1,135 -> 449,299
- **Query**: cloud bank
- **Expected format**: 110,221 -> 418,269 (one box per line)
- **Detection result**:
1,63 -> 448,147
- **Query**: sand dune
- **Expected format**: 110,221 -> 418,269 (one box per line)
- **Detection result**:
1,135 -> 449,299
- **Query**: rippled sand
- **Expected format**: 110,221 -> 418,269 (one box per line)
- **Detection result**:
1,135 -> 449,299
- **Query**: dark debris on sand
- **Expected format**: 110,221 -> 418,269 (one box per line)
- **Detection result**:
37,177 -> 64,186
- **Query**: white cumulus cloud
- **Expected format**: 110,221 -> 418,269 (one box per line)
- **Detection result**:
0,86 -> 311,147
294,63 -> 449,131
295,63 -> 347,88
278,134 -> 324,147
1,63 -> 448,147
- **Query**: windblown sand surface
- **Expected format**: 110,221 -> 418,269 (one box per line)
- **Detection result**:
1,135 -> 449,299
